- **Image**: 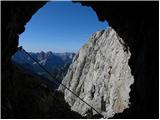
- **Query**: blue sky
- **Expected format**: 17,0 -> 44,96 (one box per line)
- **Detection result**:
19,1 -> 108,53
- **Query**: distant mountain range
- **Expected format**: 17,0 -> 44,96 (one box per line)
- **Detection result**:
12,50 -> 75,88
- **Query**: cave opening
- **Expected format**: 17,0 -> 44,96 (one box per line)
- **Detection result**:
11,1 -> 108,89
12,2 -> 135,117
2,1 -> 158,119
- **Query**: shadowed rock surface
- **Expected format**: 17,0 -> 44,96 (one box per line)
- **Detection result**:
2,64 -> 84,119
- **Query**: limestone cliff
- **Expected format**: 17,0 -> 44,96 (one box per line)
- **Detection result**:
59,27 -> 134,118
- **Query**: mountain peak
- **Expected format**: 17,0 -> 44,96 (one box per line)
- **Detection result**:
59,27 -> 134,118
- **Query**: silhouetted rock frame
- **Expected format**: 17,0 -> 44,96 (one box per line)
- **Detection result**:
2,1 -> 159,118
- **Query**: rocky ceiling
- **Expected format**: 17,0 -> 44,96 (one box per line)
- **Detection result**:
2,1 -> 158,118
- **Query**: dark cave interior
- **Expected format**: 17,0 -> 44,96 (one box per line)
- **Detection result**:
2,1 -> 159,118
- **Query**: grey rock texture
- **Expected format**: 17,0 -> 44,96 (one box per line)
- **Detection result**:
59,27 -> 134,118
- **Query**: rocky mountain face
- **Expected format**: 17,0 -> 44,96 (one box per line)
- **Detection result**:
12,51 -> 75,88
59,27 -> 134,118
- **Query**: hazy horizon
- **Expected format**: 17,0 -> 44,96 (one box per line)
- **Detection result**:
27,50 -> 76,54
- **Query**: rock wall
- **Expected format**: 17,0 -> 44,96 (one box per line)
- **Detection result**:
2,1 -> 47,118
59,27 -> 134,118
2,1 -> 158,118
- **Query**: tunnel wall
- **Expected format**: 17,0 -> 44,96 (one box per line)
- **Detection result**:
2,1 -> 159,118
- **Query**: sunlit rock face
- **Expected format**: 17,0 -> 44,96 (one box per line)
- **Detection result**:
59,27 -> 134,118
